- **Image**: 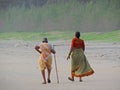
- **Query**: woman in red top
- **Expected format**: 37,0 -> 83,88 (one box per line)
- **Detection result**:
67,31 -> 94,82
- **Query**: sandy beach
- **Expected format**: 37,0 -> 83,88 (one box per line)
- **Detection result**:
0,40 -> 120,90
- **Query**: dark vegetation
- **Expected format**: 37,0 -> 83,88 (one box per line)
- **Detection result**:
0,0 -> 120,32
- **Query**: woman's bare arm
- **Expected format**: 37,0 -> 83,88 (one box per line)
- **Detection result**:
67,46 -> 74,60
35,45 -> 41,54
51,49 -> 56,54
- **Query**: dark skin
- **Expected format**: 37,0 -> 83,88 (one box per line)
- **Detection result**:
35,45 -> 41,53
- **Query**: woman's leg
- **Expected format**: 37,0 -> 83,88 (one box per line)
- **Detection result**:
45,57 -> 52,83
46,63 -> 51,83
79,77 -> 83,82
41,70 -> 46,84
47,68 -> 51,83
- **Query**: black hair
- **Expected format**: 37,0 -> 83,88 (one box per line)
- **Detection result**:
75,31 -> 80,38
42,37 -> 48,43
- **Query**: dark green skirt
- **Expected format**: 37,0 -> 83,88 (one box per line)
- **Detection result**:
71,48 -> 94,77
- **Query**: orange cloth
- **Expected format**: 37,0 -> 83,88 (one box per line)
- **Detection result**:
40,43 -> 51,62
71,37 -> 85,50
39,43 -> 52,70
39,56 -> 52,70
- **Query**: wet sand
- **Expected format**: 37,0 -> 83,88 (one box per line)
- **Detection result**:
0,40 -> 120,90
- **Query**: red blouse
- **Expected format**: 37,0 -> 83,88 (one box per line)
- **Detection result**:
71,37 -> 85,50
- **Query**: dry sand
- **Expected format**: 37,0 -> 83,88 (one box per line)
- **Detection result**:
0,40 -> 120,90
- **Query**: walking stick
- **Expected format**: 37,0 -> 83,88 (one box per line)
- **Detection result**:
53,45 -> 59,84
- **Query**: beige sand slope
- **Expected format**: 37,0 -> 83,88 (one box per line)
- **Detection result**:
0,40 -> 120,90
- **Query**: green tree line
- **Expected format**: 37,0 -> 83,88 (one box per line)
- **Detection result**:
0,0 -> 120,32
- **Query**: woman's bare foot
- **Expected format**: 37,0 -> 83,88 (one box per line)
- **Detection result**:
79,77 -> 83,82
47,79 -> 51,83
68,77 -> 74,81
79,79 -> 83,82
42,81 -> 47,84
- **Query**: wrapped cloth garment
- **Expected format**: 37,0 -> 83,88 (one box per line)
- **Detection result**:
71,48 -> 94,77
39,43 -> 52,70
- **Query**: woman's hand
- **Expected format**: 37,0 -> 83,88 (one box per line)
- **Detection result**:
35,45 -> 41,54
67,55 -> 70,60
51,49 -> 56,54
35,45 -> 40,50
67,47 -> 73,60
